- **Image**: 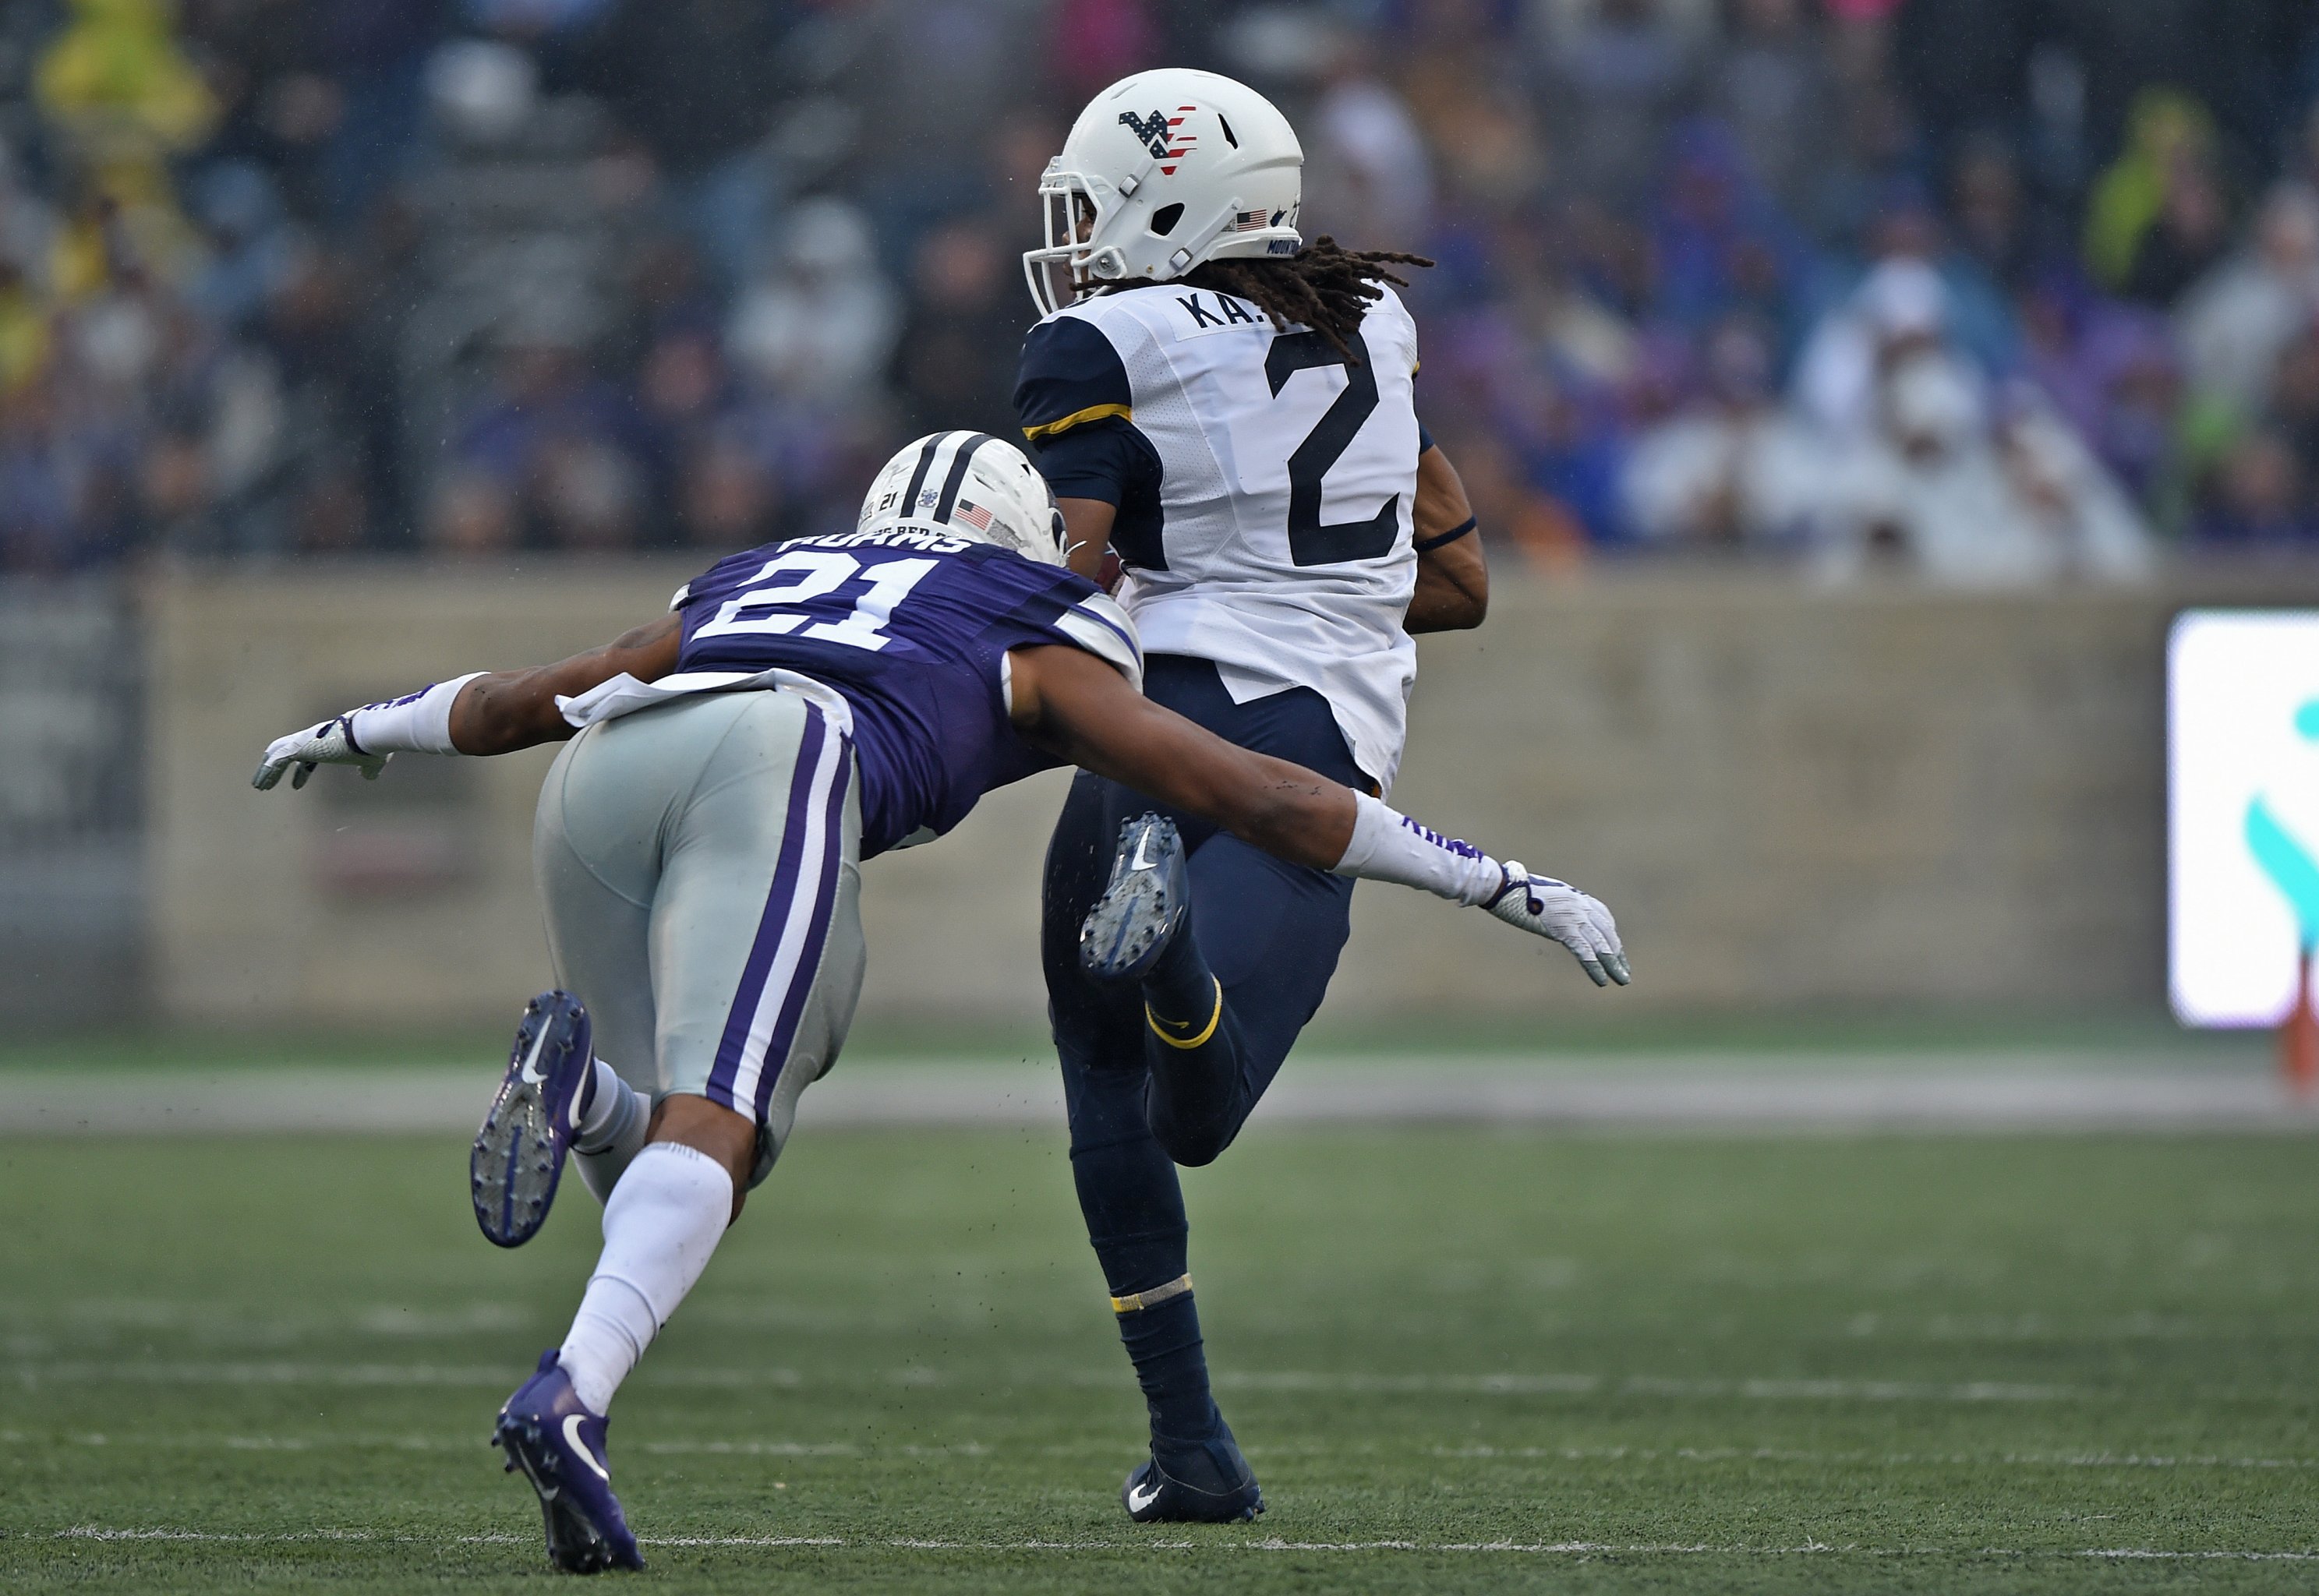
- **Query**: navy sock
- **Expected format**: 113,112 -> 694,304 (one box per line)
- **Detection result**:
1137,925 -> 1250,1165
1140,913 -> 1219,1035
1066,1066 -> 1221,1446
1115,1292 -> 1220,1443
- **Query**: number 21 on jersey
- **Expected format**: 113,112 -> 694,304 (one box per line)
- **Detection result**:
693,550 -> 939,652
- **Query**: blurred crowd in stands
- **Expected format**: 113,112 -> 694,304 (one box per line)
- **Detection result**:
9,0 -> 2319,582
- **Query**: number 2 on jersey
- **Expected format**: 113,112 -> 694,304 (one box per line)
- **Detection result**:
693,551 -> 939,651
1264,328 -> 1399,567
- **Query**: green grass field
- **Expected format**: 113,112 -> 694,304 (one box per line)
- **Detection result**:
4,1123 -> 2316,1592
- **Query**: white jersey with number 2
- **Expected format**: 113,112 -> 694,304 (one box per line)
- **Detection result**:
1020,282 -> 1421,793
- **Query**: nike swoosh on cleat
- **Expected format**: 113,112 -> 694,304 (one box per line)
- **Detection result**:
507,1436 -> 558,1500
563,1414 -> 611,1482
518,1024 -> 553,1087
1130,833 -> 1157,872
1126,1478 -> 1161,1513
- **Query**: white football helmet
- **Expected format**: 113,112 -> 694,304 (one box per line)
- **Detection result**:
1023,68 -> 1303,317
856,431 -> 1069,565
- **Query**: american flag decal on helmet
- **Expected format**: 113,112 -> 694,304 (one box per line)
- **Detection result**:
1232,209 -> 1268,231
953,499 -> 995,533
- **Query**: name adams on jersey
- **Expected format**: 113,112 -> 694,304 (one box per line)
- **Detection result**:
561,528 -> 1140,857
1015,281 -> 1422,793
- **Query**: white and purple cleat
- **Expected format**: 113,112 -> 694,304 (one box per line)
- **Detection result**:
472,990 -> 596,1248
494,1351 -> 644,1573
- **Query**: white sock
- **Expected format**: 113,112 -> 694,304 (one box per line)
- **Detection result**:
556,1142 -> 734,1413
574,1058 -> 634,1146
572,1060 -> 649,1201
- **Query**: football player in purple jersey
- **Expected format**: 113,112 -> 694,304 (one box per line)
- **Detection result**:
255,433 -> 1623,1571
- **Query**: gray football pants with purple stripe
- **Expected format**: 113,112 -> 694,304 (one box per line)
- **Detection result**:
533,690 -> 865,1189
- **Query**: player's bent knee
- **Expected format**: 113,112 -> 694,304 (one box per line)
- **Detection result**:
1149,1114 -> 1239,1169
647,1093 -> 758,1213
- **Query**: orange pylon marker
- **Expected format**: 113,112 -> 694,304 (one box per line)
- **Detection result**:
2283,943 -> 2319,1094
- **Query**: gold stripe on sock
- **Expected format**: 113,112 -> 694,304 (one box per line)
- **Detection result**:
1146,977 -> 1223,1050
1110,1273 -> 1193,1315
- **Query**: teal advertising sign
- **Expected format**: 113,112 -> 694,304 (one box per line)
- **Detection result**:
2170,613 -> 2319,1026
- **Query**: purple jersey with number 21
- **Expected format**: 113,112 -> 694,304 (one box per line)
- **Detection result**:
672,527 -> 1141,857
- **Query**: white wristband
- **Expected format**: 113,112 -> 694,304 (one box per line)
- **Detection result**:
1331,792 -> 1506,906
345,673 -> 484,757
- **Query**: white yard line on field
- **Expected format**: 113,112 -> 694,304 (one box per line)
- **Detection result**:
4,1058 -> 2314,1135
42,1525 -> 2319,1559
1208,1371 -> 2072,1401
16,1428 -> 2316,1472
1437,1444 -> 2319,1471
1,1360 -> 2080,1402
3,1298 -> 2261,1345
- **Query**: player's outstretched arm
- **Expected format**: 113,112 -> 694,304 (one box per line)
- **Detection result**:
251,615 -> 681,789
1407,444 -> 1487,634
1009,644 -> 1628,984
445,615 -> 684,754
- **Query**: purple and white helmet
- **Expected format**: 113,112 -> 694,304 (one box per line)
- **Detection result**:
856,432 -> 1069,566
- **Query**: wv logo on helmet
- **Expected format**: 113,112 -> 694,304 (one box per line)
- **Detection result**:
1119,106 -> 1197,174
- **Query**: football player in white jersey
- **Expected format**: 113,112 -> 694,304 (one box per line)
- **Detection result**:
1016,69 -> 1627,1524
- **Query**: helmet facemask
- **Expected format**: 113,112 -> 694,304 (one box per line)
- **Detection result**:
1024,172 -> 1117,318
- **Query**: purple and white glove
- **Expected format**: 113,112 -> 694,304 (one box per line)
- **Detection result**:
252,712 -> 386,789
1480,864 -> 1629,987
252,673 -> 482,791
1331,793 -> 1631,987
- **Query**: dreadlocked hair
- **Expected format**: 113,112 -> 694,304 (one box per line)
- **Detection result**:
1178,237 -> 1433,363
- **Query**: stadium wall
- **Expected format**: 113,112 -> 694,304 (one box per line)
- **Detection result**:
140,563 -> 2319,1029
0,581 -> 143,1025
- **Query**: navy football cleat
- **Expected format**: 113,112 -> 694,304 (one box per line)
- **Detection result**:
1122,1424 -> 1265,1524
1080,814 -> 1190,983
472,990 -> 595,1248
494,1351 -> 644,1573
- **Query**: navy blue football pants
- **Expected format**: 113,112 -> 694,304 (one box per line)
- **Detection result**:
1041,655 -> 1362,1305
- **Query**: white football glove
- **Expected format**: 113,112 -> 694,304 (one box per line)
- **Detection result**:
252,715 -> 389,790
1484,863 -> 1631,987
